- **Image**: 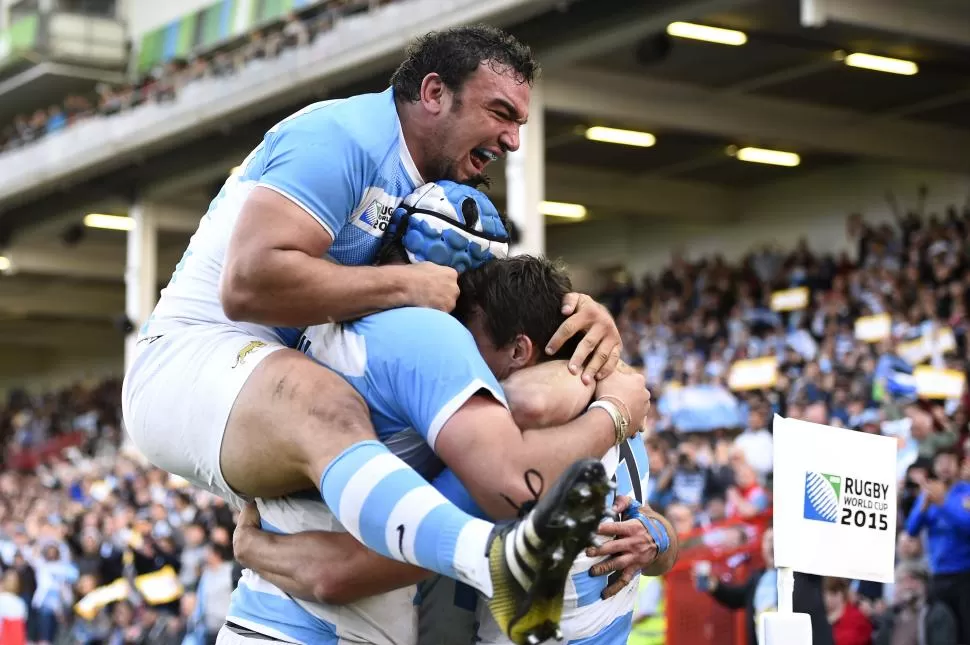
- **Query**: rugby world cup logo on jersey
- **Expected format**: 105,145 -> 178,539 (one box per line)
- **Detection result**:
353,187 -> 400,237
804,471 -> 891,531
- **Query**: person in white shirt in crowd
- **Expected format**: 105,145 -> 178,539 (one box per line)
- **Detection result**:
732,404 -> 773,480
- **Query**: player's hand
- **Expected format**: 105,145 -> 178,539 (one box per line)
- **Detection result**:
586,496 -> 658,599
593,365 -> 649,438
401,262 -> 460,312
546,293 -> 622,384
232,502 -> 262,568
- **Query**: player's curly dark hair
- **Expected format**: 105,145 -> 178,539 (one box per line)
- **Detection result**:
390,25 -> 539,102
453,255 -> 582,362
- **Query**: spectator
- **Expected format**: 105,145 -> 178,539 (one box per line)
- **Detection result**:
28,542 -> 77,645
904,446 -> 970,644
873,562 -> 958,645
179,523 -> 208,590
733,405 -> 773,477
664,502 -> 696,537
725,459 -> 769,519
188,543 -> 233,645
280,11 -> 309,50
0,570 -> 26,645
44,106 -> 67,134
906,406 -> 958,460
697,528 -> 835,645
824,577 -> 874,645
668,440 -> 724,511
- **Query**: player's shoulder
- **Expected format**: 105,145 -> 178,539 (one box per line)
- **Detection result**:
272,89 -> 400,157
359,307 -> 473,349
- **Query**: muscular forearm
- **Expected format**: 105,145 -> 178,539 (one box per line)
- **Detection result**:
236,528 -> 428,605
502,361 -> 594,429
222,253 -> 411,326
486,409 -> 618,519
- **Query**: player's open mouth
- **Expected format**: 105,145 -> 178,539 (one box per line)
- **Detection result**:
471,148 -> 498,171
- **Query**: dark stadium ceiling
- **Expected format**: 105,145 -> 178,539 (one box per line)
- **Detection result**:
0,0 -> 969,346
592,0 -> 970,128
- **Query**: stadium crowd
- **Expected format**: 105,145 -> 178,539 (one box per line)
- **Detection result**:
618,204 -> 970,644
0,0 -> 397,154
0,206 -> 968,645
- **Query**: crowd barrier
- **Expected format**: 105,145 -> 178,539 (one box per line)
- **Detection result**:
664,512 -> 772,645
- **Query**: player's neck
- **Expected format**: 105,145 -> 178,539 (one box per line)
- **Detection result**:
396,101 -> 432,180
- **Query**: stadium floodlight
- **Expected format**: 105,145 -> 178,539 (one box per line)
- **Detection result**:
666,22 -> 747,46
0,256 -> 10,272
584,126 -> 656,148
731,146 -> 801,167
84,213 -> 134,231
844,52 -> 918,76
540,201 -> 587,219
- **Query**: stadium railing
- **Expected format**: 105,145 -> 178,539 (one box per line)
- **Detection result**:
664,512 -> 772,645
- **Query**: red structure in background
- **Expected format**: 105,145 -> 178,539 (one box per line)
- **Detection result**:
665,512 -> 772,645
4,432 -> 85,471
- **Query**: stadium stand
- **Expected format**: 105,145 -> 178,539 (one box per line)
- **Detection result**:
0,0 -> 397,154
2,207 -> 968,644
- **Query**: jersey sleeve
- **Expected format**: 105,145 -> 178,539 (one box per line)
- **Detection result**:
367,308 -> 508,450
257,119 -> 369,239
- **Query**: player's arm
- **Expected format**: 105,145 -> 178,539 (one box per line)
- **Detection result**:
435,383 -> 643,520
501,359 -> 644,429
500,359 -> 595,429
221,125 -> 456,325
233,503 -> 429,605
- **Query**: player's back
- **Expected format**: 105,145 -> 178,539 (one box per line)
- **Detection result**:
144,87 -> 423,348
229,307 -> 503,644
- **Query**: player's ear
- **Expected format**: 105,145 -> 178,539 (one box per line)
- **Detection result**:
509,334 -> 536,370
419,73 -> 446,115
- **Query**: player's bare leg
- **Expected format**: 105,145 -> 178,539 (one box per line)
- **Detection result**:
219,348 -> 373,498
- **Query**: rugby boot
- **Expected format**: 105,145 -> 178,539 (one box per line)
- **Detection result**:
484,458 -> 612,645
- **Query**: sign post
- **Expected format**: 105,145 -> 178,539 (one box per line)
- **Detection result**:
760,415 -> 898,645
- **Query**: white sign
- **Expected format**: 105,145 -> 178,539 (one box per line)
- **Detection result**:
854,314 -> 891,343
914,366 -> 966,400
771,287 -> 809,312
772,415 -> 898,583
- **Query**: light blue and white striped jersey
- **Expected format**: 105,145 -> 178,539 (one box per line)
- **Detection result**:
226,307 -> 507,644
143,87 -> 423,347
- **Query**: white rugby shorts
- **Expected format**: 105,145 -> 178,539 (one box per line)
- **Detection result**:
121,325 -> 285,509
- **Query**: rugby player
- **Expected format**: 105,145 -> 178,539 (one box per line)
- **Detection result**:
121,26 -> 625,640
221,185 -> 669,645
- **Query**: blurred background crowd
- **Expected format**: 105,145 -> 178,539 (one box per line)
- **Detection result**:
0,380 -> 241,645
621,206 -> 970,645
